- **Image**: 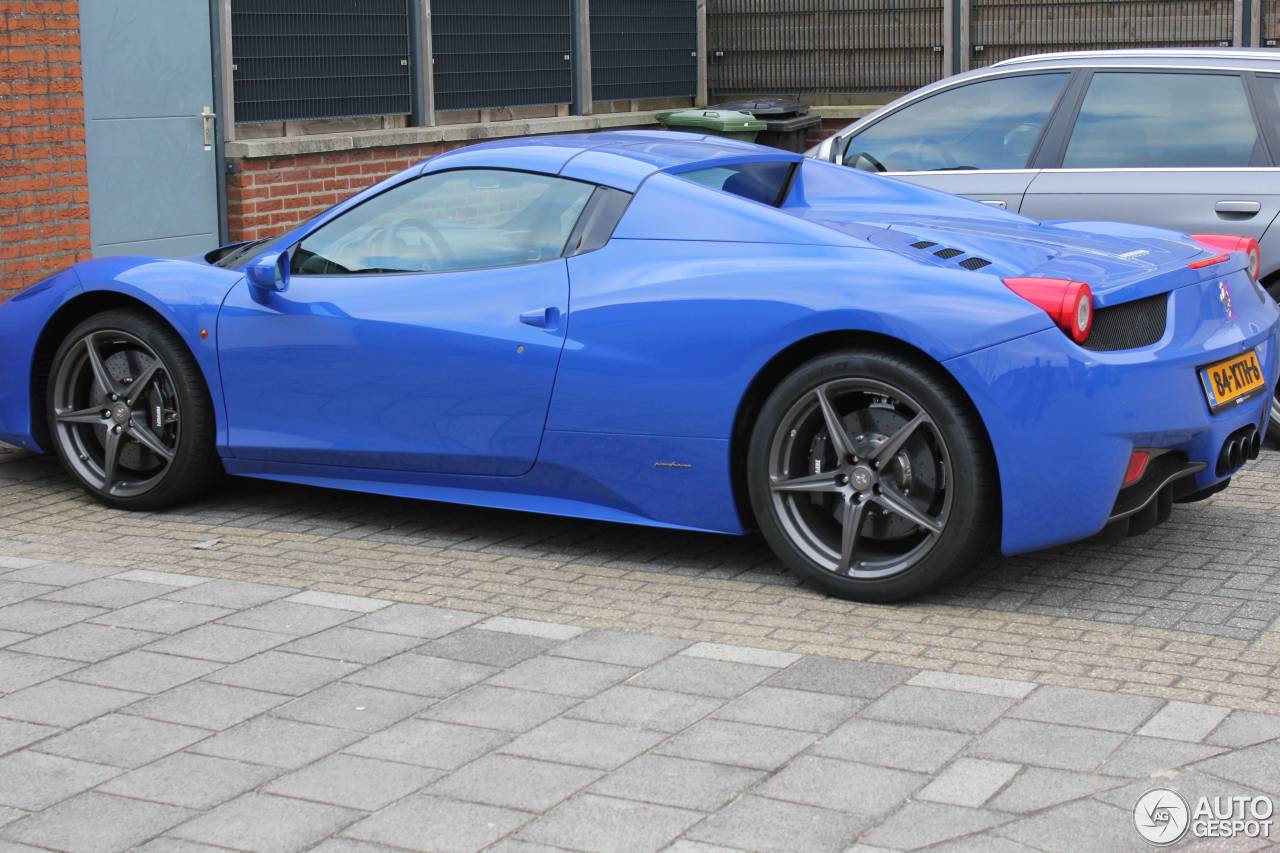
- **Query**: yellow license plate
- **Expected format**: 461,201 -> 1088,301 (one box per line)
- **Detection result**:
1200,350 -> 1266,413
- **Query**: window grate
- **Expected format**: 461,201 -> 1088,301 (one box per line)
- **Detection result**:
431,0 -> 574,112
591,0 -> 697,103
231,0 -> 414,123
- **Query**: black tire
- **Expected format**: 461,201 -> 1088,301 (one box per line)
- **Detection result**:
46,309 -> 221,510
747,349 -> 996,602
1267,281 -> 1280,446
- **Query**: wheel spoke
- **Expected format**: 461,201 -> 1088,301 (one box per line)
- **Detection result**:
83,334 -> 121,397
771,471 -> 842,494
837,498 -> 869,575
55,406 -> 106,425
101,429 -> 123,493
872,413 -> 928,469
815,384 -> 856,461
873,485 -> 944,535
127,422 -> 174,461
124,360 -> 162,406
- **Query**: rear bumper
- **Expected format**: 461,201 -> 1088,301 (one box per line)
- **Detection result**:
946,270 -> 1279,556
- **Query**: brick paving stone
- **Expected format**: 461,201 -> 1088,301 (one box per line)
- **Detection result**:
861,801 -> 1011,851
284,591 -> 390,613
100,752 -> 282,810
423,685 -> 578,733
345,652 -> 496,698
656,719 -> 816,770
123,682 -> 288,730
218,601 -> 358,636
1191,741 -> 1280,795
163,580 -> 294,610
474,616 -> 583,640
1137,700 -> 1232,742
680,642 -> 801,669
754,754 -> 925,815
346,603 -> 482,639
343,794 -> 529,851
0,582 -> 56,609
567,685 -> 722,733
1205,710 -> 1280,747
88,599 -> 233,634
0,650 -> 82,693
111,570 -> 209,588
992,798 -> 1137,853
813,719 -> 969,773
41,578 -> 177,609
685,794 -> 863,853
65,650 -> 222,695
0,679 -> 140,728
0,600 -> 106,634
190,716 -> 361,769
280,627 -> 423,665
273,681 -> 430,732
1007,686 -> 1164,733
505,718 -> 666,770
517,793 -> 701,853
3,564 -> 116,587
0,719 -> 57,754
172,792 -> 361,853
204,650 -> 360,696
427,753 -> 599,812
144,623 -> 293,664
487,654 -> 634,698
916,758 -> 1021,808
416,627 -> 556,668
265,753 -> 440,811
10,622 -> 161,663
860,685 -> 1015,734
767,657 -> 914,699
0,751 -> 118,810
986,767 -> 1125,814
345,718 -> 510,770
626,656 -> 774,699
551,629 -> 689,667
1096,736 -> 1225,777
0,792 -> 191,853
966,719 -> 1126,772
712,685 -> 862,732
32,713 -> 208,768
587,754 -> 762,812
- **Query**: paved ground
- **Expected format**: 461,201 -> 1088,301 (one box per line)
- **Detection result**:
1,447 -> 1280,851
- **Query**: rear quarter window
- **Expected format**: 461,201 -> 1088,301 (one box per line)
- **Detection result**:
675,161 -> 796,206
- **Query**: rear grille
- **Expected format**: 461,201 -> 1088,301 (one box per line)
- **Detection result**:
958,257 -> 992,271
1082,293 -> 1169,352
934,248 -> 963,260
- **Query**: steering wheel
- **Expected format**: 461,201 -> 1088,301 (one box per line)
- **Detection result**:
848,151 -> 888,173
382,217 -> 456,268
912,138 -> 959,170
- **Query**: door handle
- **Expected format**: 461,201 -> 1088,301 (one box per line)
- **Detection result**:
1215,200 -> 1261,217
978,200 -> 1007,209
519,307 -> 561,329
201,106 -> 216,148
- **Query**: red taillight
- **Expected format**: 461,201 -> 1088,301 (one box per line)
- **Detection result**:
1003,277 -> 1094,343
1190,234 -> 1261,282
1123,450 -> 1151,487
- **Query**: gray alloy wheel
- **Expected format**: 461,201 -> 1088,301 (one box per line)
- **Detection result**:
50,328 -> 182,499
1270,394 -> 1280,440
766,378 -> 953,579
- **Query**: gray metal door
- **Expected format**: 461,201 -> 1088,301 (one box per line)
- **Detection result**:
80,0 -> 220,258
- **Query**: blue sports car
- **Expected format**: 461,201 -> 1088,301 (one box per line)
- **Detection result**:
0,131 -> 1275,600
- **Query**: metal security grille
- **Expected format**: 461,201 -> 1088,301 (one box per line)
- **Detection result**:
970,0 -> 1235,68
707,0 -> 945,96
591,0 -> 698,102
431,0 -> 574,112
231,0 -> 414,123
1264,0 -> 1280,45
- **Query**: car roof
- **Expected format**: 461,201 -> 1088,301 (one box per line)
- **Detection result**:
993,47 -> 1280,71
423,130 -> 802,193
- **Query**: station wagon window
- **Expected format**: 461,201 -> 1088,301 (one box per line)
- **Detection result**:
292,169 -> 595,276
676,161 -> 795,206
1062,73 -> 1262,169
841,73 -> 1069,172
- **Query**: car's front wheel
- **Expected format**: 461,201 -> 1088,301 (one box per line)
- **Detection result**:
747,349 -> 996,601
46,309 -> 220,510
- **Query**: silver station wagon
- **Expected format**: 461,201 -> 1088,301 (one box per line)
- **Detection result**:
814,48 -> 1280,429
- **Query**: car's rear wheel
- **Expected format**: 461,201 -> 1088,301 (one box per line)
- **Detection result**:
46,310 -> 220,510
747,350 -> 995,601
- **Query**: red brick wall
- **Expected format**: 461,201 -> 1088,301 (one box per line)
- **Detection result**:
0,1 -> 89,301
228,143 -> 464,242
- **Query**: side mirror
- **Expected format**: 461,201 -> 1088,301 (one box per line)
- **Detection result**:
246,250 -> 290,299
829,133 -> 849,165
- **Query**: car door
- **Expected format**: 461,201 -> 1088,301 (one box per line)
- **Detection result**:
217,168 -> 597,477
1021,70 -> 1280,261
836,71 -> 1074,211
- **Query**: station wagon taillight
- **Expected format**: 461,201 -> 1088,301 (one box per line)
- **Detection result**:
1004,277 -> 1094,344
1190,234 -> 1261,282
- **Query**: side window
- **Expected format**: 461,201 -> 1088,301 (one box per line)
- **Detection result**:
292,169 -> 596,276
842,73 -> 1069,172
1063,73 -> 1262,169
675,161 -> 795,206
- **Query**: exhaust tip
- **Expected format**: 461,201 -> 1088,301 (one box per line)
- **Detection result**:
1250,430 -> 1262,460
1229,439 -> 1243,471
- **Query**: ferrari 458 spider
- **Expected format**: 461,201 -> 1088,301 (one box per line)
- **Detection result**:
0,131 -> 1275,600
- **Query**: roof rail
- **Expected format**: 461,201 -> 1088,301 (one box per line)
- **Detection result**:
995,48 -> 1280,67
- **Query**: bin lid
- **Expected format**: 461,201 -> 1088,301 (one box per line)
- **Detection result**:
656,109 -> 767,133
712,97 -> 810,118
